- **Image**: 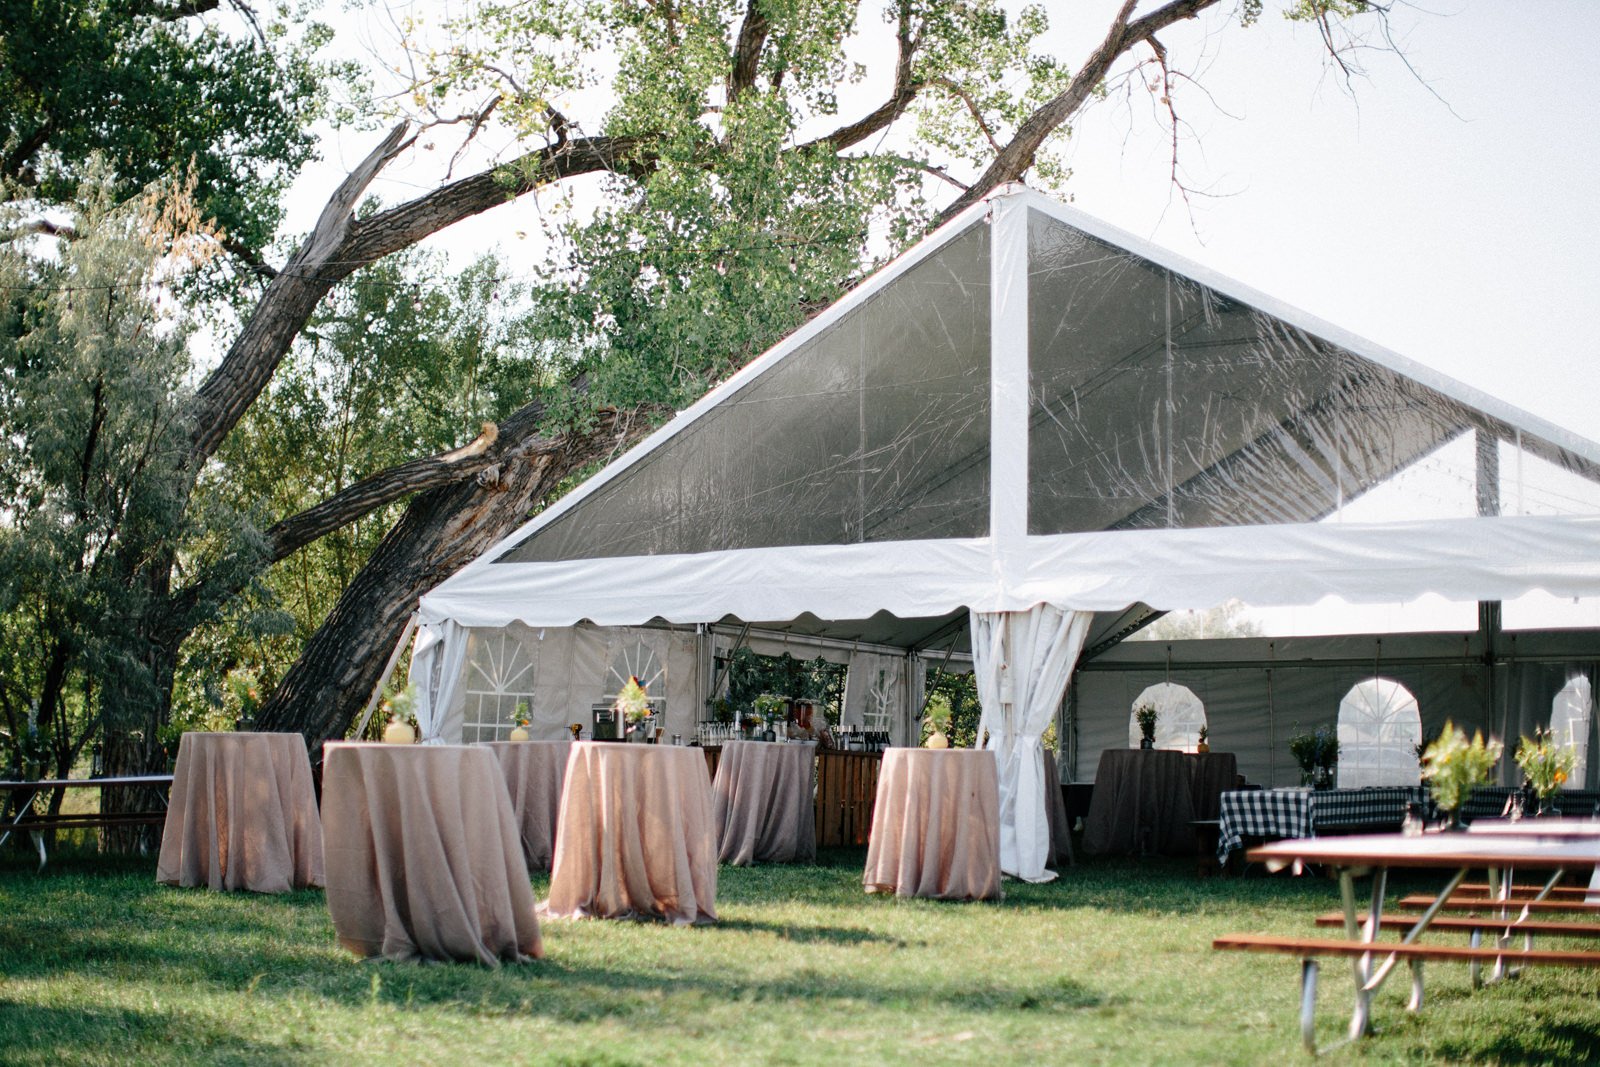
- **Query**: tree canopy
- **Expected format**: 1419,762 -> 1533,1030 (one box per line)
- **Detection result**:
0,0 -> 1399,782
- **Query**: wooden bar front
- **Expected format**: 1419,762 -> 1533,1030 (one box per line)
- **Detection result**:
699,746 -> 883,849
814,750 -> 882,848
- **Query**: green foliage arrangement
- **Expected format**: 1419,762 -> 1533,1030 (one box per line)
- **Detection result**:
1135,704 -> 1159,741
925,692 -> 954,731
1515,728 -> 1576,798
1288,726 -> 1340,773
753,693 -> 787,722
1422,721 -> 1503,813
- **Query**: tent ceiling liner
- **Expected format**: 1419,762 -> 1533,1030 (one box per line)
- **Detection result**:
419,188 -> 1600,634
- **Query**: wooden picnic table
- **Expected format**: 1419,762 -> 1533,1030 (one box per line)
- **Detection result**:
1216,832 -> 1600,1053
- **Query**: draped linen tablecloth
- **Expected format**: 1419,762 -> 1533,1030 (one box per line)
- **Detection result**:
1188,752 -> 1239,821
545,742 -> 718,923
863,748 -> 1002,901
713,740 -> 817,866
482,740 -> 572,872
1042,747 -> 1074,867
321,742 -> 542,965
1081,749 -> 1197,857
156,732 -> 323,893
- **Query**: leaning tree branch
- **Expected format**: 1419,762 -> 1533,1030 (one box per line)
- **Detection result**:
251,404 -> 655,747
798,0 -> 921,152
262,422 -> 504,563
184,122 -> 648,471
936,0 -> 1220,223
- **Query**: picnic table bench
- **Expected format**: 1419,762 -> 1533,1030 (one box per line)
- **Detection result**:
1212,832 -> 1600,1054
0,775 -> 174,869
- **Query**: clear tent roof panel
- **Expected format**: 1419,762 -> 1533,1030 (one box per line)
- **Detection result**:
501,223 -> 993,563
432,189 -> 1600,637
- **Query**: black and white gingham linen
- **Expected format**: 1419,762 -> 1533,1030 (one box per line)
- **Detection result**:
1458,787 -> 1600,821
1217,789 -> 1313,864
1309,787 -> 1424,832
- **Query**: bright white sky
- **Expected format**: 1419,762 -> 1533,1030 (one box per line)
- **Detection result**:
288,1 -> 1600,636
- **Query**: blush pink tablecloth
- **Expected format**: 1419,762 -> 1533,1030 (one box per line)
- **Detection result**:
713,740 -> 817,866
482,740 -> 572,873
863,748 -> 1002,901
156,732 -> 323,894
321,742 -> 542,965
545,742 -> 717,924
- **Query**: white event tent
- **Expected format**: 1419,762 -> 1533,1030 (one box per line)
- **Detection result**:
411,185 -> 1600,882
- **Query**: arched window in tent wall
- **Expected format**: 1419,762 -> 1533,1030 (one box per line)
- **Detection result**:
604,638 -> 666,715
1128,683 -> 1207,752
1550,676 -> 1593,789
460,631 -> 538,743
1336,677 -> 1423,789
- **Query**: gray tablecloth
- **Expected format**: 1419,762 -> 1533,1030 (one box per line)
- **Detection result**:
864,748 -> 1001,901
713,740 -> 817,865
156,732 -> 323,893
321,742 -> 542,965
482,740 -> 572,872
545,742 -> 718,923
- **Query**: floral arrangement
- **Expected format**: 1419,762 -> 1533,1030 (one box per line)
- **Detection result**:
510,700 -> 531,728
1422,721 -> 1503,813
1515,728 -> 1575,799
377,682 -> 419,732
1288,725 -> 1339,774
752,692 -> 787,722
1197,725 -> 1208,744
925,692 -> 953,731
614,676 -> 652,724
1134,703 -> 1159,741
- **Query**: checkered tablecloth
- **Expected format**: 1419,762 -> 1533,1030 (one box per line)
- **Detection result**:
1218,787 -> 1427,864
1218,786 -> 1600,863
1309,786 -> 1424,832
1217,789 -> 1313,864
1460,787 -> 1600,820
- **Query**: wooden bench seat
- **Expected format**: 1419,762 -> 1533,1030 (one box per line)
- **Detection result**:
1451,882 -> 1594,898
1214,931 -> 1600,1052
1397,894 -> 1600,913
1214,933 -> 1600,967
1313,912 -> 1600,938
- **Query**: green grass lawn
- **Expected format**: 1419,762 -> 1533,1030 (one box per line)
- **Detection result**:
1,846 -> 1597,1066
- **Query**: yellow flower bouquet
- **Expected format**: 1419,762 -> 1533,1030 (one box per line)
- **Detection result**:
1515,728 -> 1575,799
1421,721 -> 1502,820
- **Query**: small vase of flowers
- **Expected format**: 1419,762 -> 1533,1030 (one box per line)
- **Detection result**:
1515,728 -> 1575,816
1422,721 -> 1503,829
753,693 -> 786,742
1132,710 -> 1158,751
1135,703 -> 1158,749
615,676 -> 652,741
508,700 -> 531,742
1288,725 -> 1339,789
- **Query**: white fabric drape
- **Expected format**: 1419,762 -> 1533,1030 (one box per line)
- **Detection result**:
971,605 -> 1092,882
407,620 -> 469,743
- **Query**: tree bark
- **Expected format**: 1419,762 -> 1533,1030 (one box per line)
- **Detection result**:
253,405 -> 648,752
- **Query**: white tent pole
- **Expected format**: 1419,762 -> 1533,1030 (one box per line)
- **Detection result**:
353,613 -> 419,740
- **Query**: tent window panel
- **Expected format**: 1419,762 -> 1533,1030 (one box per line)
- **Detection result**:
1128,682 -> 1207,753
499,226 -> 991,564
461,632 -> 538,743
1024,209 -> 1513,536
1550,677 -> 1592,788
1336,677 -> 1423,789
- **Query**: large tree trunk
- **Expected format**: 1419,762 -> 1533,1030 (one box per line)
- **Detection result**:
253,405 -> 645,754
